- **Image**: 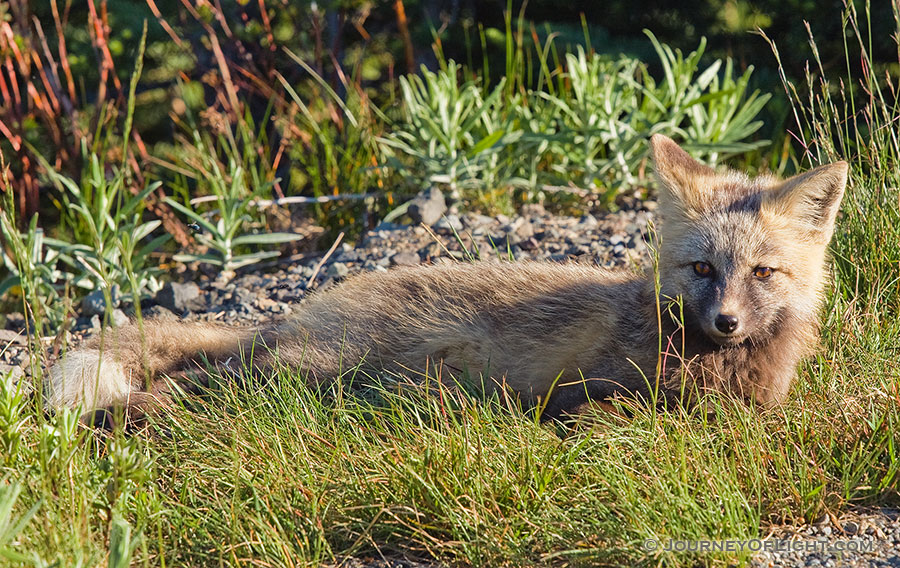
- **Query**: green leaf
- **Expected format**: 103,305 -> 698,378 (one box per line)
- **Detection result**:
231,232 -> 303,246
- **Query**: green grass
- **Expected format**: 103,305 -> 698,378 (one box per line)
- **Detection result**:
1,304 -> 897,567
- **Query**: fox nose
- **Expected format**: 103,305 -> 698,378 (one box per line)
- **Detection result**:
715,314 -> 739,334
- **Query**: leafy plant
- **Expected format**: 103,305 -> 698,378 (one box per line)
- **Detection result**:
379,60 -> 523,209
0,481 -> 41,565
166,131 -> 302,276
0,206 -> 70,330
380,32 -> 771,210
40,144 -> 170,301
533,33 -> 770,203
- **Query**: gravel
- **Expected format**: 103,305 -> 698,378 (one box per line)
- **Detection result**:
751,508 -> 900,567
1,200 -> 897,566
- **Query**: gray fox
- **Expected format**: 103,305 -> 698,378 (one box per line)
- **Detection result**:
47,135 -> 848,421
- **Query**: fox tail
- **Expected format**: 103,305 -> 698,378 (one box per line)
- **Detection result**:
46,321 -> 253,412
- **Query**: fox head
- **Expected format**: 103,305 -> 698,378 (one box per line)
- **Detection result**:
649,134 -> 847,346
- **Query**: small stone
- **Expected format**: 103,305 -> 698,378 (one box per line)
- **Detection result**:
407,187 -> 447,226
110,309 -> 129,327
256,297 -> 278,311
81,285 -> 120,317
843,521 -> 859,535
326,262 -> 349,279
463,213 -> 494,229
228,287 -> 253,305
515,221 -> 534,239
140,305 -> 178,321
520,203 -> 545,217
390,252 -> 420,267
516,237 -> 538,251
0,363 -> 24,381
578,214 -> 599,228
155,282 -> 205,314
0,329 -> 26,345
4,312 -> 25,331
434,215 -> 463,233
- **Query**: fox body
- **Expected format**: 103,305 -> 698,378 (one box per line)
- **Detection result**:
48,135 -> 848,420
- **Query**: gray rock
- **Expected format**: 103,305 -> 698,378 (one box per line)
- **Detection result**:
515,221 -> 534,239
434,215 -> 463,233
140,305 -> 179,321
0,363 -> 23,382
0,329 -> 26,345
3,312 -> 25,331
390,252 -> 421,267
520,203 -> 545,217
229,287 -> 254,305
407,187 -> 447,226
156,281 -> 205,314
81,285 -> 120,317
111,309 -> 129,327
463,213 -> 494,229
578,214 -> 599,228
326,262 -> 350,279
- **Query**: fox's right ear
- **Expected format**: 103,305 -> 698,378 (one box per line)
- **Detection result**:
762,161 -> 848,243
649,134 -> 716,219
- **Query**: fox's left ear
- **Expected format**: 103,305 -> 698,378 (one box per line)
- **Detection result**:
649,134 -> 717,218
763,162 -> 848,243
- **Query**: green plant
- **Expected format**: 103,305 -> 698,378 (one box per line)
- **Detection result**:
166,132 -> 302,275
41,144 -> 170,301
0,481 -> 41,565
380,32 -> 771,211
533,34 -> 770,203
0,205 -> 70,330
2,24 -> 170,330
278,52 -> 390,237
762,1 -> 900,315
379,60 -> 522,209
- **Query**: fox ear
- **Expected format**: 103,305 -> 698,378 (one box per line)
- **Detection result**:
763,162 -> 848,242
649,134 -> 716,217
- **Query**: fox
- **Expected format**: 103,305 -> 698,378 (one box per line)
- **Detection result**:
47,135 -> 848,423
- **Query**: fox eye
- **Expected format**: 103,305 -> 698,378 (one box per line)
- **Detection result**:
754,266 -> 774,279
692,262 -> 713,277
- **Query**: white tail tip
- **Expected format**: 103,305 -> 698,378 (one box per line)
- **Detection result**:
46,350 -> 133,410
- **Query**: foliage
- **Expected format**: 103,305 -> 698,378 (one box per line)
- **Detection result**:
0,3 -> 896,566
381,32 -> 770,209
42,146 -> 170,295
0,206 -> 69,331
762,1 -> 900,318
165,148 -> 302,274
379,60 -> 520,209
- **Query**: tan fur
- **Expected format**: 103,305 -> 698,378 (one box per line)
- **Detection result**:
47,135 -> 848,420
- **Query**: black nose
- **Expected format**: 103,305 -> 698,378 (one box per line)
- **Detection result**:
715,314 -> 739,334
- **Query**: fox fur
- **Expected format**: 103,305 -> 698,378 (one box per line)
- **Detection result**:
47,135 -> 848,421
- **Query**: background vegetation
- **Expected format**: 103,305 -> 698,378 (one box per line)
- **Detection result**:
2,0 -> 897,323
0,0 -> 897,566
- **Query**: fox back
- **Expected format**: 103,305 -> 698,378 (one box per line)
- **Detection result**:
46,135 -> 847,422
